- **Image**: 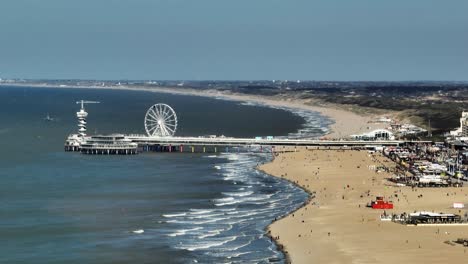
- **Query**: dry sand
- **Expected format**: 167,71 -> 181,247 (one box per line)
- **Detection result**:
1,83 -> 390,138
260,148 -> 468,264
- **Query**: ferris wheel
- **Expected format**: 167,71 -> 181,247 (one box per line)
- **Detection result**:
144,103 -> 178,137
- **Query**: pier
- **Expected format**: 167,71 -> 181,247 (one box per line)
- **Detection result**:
126,134 -> 421,154
64,101 -> 431,155
67,134 -> 420,155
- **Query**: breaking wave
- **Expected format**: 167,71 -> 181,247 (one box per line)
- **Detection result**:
161,153 -> 308,263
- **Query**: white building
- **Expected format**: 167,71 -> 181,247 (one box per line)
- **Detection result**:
450,111 -> 468,137
350,129 -> 395,141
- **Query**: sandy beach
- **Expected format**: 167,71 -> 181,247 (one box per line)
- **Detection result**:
260,148 -> 468,263
6,82 -> 453,263
0,83 -> 391,139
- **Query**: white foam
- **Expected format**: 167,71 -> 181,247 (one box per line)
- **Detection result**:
221,191 -> 253,197
226,155 -> 239,161
223,218 -> 251,225
189,209 -> 213,215
215,193 -> 273,206
187,212 -> 228,219
132,229 -> 144,234
196,216 -> 231,224
229,210 -> 261,219
214,197 -> 235,203
183,236 -> 237,251
203,155 -> 219,158
196,225 -> 233,239
165,219 -> 186,224
215,201 -> 238,206
225,239 -> 254,252
227,251 -> 253,258
214,95 -> 331,138
167,227 -> 203,237
198,228 -> 224,239
162,212 -> 187,218
238,98 -> 332,139
162,150 -> 308,262
240,102 -> 257,106
167,214 -> 235,225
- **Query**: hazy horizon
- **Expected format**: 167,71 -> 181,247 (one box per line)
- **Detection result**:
3,78 -> 468,83
1,0 -> 467,81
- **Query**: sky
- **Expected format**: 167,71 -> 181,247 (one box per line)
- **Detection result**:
0,0 -> 467,81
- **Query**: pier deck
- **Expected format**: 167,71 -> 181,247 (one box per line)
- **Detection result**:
66,134 -> 432,155
126,135 -> 428,147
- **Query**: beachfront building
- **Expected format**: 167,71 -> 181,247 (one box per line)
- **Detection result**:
450,111 -> 468,137
350,129 -> 395,141
396,124 -> 427,136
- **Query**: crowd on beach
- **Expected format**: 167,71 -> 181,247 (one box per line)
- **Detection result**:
261,145 -> 468,264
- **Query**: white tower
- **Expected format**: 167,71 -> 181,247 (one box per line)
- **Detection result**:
76,100 -> 100,137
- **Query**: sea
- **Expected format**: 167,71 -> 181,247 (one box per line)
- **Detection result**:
0,86 -> 332,264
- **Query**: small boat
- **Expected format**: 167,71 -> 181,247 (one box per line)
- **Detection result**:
44,113 -> 55,122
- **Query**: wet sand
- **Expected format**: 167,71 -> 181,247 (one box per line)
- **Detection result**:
260,148 -> 468,264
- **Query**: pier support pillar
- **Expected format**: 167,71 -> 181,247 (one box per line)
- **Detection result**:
180,145 -> 183,153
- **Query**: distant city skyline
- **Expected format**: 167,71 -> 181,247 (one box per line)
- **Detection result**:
1,0 -> 467,81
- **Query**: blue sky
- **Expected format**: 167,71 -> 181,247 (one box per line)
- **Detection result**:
0,0 -> 467,81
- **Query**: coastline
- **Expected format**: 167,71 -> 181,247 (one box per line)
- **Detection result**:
259,147 -> 318,263
0,83 -> 390,139
0,82 -> 322,262
255,150 -> 310,264
0,86 -> 312,263
258,151 -> 313,264
4,82 -> 432,263
261,148 -> 468,264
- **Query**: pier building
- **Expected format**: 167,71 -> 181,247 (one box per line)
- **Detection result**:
65,100 -> 139,155
80,135 -> 138,155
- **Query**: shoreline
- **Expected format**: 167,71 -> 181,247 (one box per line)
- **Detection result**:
0,83 -> 390,139
260,148 -> 468,264
259,148 -> 318,264
254,148 -> 313,263
259,170 -> 311,264
2,82 -> 407,262
0,82 -> 326,262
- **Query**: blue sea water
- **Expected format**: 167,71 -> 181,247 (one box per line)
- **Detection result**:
0,86 -> 330,263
